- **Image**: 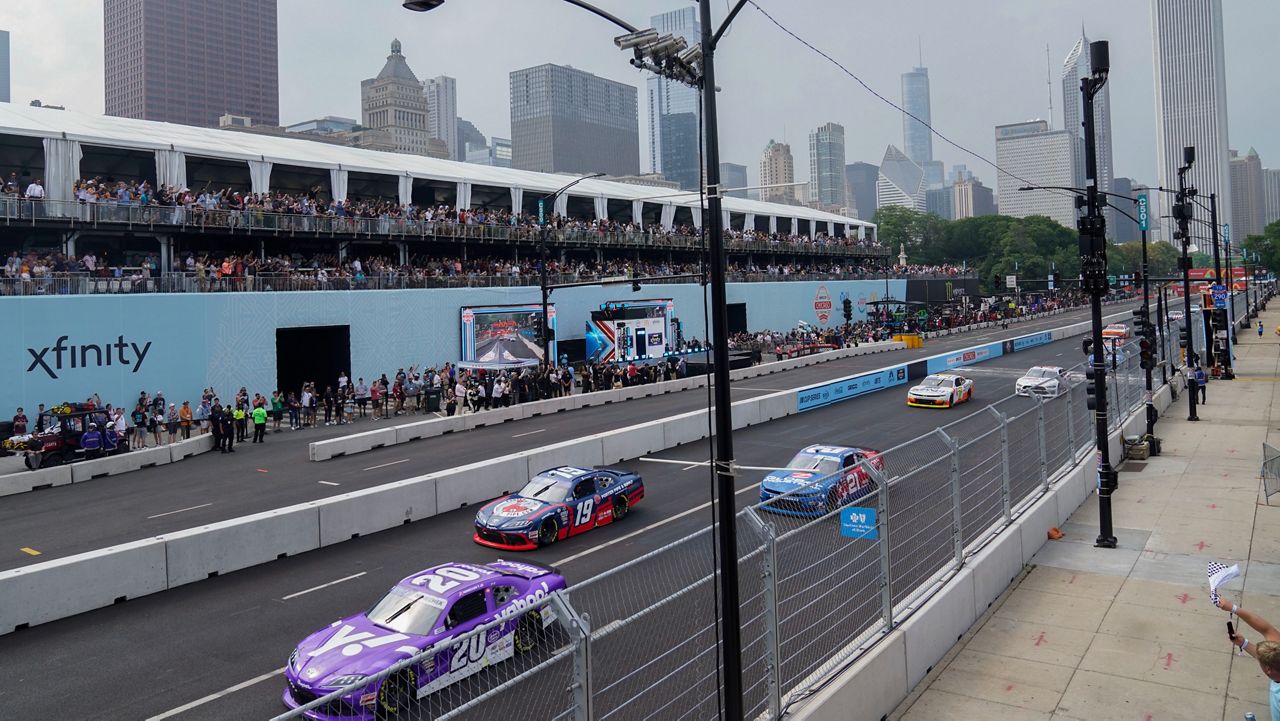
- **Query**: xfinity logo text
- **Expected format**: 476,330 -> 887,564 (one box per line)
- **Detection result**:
26,335 -> 152,379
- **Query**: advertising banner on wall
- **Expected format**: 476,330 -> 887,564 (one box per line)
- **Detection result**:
460,303 -> 554,368
585,299 -> 675,364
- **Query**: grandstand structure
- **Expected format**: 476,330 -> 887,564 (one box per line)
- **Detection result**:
0,104 -> 879,270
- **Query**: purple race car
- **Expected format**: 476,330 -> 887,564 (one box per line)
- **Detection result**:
283,559 -> 567,720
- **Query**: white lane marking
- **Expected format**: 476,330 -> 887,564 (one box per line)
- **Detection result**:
282,572 -> 368,601
363,458 -> 410,471
553,483 -> 760,566
512,429 -> 547,438
319,481 -> 341,486
146,503 -> 213,520
145,667 -> 284,721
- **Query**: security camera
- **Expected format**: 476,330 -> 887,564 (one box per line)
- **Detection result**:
614,28 -> 659,50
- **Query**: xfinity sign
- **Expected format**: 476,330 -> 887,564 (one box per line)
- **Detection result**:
26,335 -> 153,379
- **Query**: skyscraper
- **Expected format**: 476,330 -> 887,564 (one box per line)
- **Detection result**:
0,30 -> 9,103
876,145 -> 926,212
1229,148 -> 1265,239
510,64 -> 639,176
423,76 -> 459,161
1063,27 -> 1114,231
361,40 -> 440,157
1111,177 -> 1140,243
901,67 -> 933,170
808,122 -> 847,211
647,7 -> 702,190
845,162 -> 879,220
720,163 -> 748,199
1264,168 -> 1280,228
953,180 -> 996,219
759,140 -> 796,205
104,0 -> 278,127
926,187 -> 954,220
457,118 -> 487,156
1152,0 -> 1231,241
994,120 -> 1075,228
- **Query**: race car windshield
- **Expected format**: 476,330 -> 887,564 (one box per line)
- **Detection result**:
1025,368 -> 1055,379
783,453 -> 840,477
367,587 -> 443,636
920,376 -> 948,388
516,478 -> 564,499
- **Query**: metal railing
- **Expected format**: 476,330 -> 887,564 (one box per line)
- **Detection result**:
277,341 -> 1153,721
0,198 -> 888,258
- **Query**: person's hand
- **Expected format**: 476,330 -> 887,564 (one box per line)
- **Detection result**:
1231,630 -> 1248,650
1216,595 -> 1236,613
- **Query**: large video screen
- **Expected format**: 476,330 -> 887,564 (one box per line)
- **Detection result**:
585,299 -> 674,364
460,303 -> 555,368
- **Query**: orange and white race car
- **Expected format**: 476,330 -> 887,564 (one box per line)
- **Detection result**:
1101,323 -> 1130,340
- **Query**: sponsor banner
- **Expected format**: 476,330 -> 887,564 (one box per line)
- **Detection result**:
1011,331 -> 1054,352
925,342 -> 1003,374
796,365 -> 909,412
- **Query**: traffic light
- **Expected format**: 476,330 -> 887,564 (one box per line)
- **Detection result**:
1085,365 -> 1100,410
842,297 -> 853,324
1051,271 -> 1062,286
1139,336 -> 1155,371
1178,325 -> 1191,349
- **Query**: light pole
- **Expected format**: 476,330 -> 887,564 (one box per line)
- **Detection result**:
1206,194 -> 1234,379
538,172 -> 605,366
404,2 -> 753,716
1173,147 -> 1199,421
1077,40 -> 1117,549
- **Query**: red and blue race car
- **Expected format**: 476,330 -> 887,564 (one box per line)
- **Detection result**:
473,466 -> 644,550
757,444 -> 883,517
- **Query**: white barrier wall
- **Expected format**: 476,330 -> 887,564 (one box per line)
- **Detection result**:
0,433 -> 218,498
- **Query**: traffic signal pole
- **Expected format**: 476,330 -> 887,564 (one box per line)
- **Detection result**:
1175,149 -> 1200,422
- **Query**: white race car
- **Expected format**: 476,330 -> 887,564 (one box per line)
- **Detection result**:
906,373 -> 974,408
1168,310 -> 1185,322
1015,366 -> 1067,397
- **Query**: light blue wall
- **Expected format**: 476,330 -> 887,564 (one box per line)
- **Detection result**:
4,279 -> 904,413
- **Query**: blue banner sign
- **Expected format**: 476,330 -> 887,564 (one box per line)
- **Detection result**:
1012,331 -> 1054,352
840,506 -> 878,539
796,366 -> 909,412
925,342 -> 1004,374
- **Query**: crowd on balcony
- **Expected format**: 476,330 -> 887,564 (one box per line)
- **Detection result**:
2,175 -> 881,250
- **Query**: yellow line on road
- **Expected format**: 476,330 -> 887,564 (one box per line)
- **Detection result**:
19,547 -> 41,556
1229,376 -> 1280,382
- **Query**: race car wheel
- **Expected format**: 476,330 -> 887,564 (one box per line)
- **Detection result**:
514,610 -> 542,653
537,519 -> 559,547
612,495 -> 629,521
376,668 -> 417,719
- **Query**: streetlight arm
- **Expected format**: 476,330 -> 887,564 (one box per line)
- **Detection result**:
710,0 -> 750,49
560,0 -> 638,32
540,172 -> 606,204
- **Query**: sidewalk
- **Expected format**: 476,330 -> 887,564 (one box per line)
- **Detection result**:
892,307 -> 1280,721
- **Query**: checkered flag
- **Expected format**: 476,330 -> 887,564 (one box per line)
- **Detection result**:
1207,560 -> 1241,607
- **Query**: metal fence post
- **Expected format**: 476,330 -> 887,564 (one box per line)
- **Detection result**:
987,406 -> 1012,524
743,510 -> 781,720
1035,396 -> 1049,493
550,592 -> 594,721
1065,384 -> 1078,464
867,464 -> 893,632
935,429 -> 964,568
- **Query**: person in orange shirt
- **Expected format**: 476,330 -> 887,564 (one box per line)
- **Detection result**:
178,400 -> 193,440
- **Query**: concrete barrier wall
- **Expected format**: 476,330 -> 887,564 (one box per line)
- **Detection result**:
0,464 -> 73,497
71,444 -> 171,483
307,341 -> 905,462
0,432 -> 218,499
169,434 -> 216,462
162,505 -> 321,587
316,476 -> 437,547
0,539 -> 168,632
434,456 -> 529,512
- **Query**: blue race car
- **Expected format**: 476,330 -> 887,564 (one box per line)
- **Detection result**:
474,466 -> 644,550
758,444 -> 883,517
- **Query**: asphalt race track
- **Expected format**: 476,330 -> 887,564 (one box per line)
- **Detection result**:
0,304 -> 1131,570
474,333 -> 542,364
0,316 -> 1128,720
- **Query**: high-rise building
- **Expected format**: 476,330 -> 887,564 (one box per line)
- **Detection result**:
647,7 -> 702,190
104,0 -> 278,127
1229,148 -> 1265,239
759,140 -> 796,205
286,116 -> 359,135
926,187 -> 954,220
901,67 -> 933,169
1152,0 -> 1231,241
845,162 -> 879,220
808,122 -> 847,211
876,145 -> 926,212
994,120 -> 1075,228
1111,177 -> 1140,243
467,137 -> 512,168
1264,168 -> 1280,228
1063,27 -> 1115,232
720,163 -> 748,199
510,63 -> 639,176
457,118 -> 487,156
423,76 -> 459,160
361,40 -> 439,157
953,179 -> 996,219
0,30 -> 9,103
949,164 -> 974,185
922,160 -> 945,190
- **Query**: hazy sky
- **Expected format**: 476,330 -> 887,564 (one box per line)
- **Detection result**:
7,0 -> 1278,189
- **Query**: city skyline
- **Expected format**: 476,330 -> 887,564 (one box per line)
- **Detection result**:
7,0 -> 1277,206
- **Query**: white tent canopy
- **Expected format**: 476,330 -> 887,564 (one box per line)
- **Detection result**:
0,103 -> 875,239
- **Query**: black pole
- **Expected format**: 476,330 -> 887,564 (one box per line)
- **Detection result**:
699,1 -> 743,717
1224,228 -> 1235,378
1176,151 -> 1199,421
1080,41 -> 1117,549
1141,223 -> 1156,443
540,224 -> 551,366
1157,285 -> 1168,386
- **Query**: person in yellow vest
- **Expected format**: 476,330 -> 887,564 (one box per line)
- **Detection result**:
251,403 -> 268,443
233,404 -> 247,442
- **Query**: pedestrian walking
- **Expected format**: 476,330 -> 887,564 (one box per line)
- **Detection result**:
251,404 -> 268,443
1194,365 -> 1208,403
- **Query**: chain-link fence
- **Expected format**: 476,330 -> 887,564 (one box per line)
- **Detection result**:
277,345 -> 1154,721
